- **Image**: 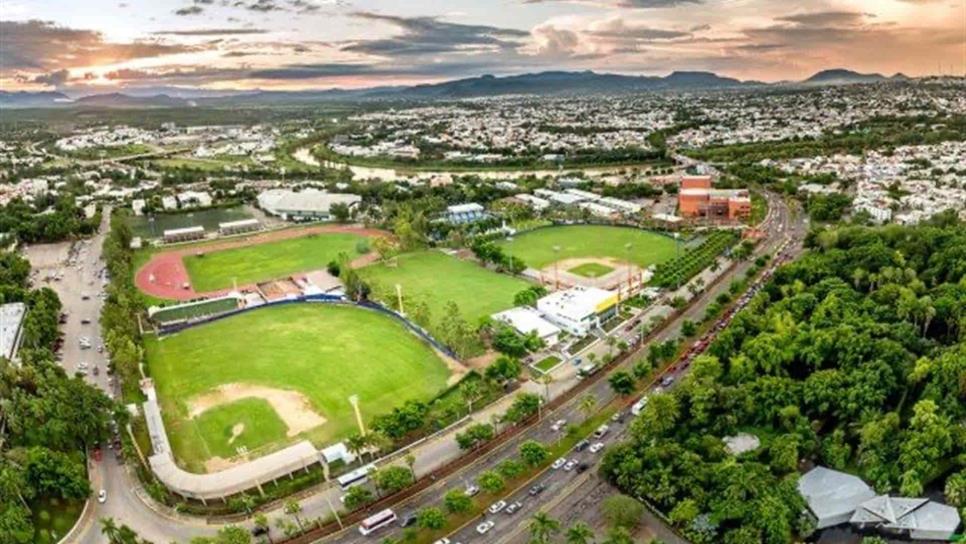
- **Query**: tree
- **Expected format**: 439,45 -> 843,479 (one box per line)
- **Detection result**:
459,379 -> 483,413
100,517 -> 121,543
602,495 -> 644,530
343,486 -> 374,509
497,458 -> 525,479
608,371 -> 635,397
191,526 -> 253,544
602,527 -> 633,544
374,466 -> 415,495
455,423 -> 495,450
519,440 -> 550,467
565,522 -> 595,544
477,470 -> 505,494
330,202 -> 351,223
504,393 -> 541,423
253,514 -> 272,543
578,394 -> 597,422
528,512 -> 561,544
485,355 -> 522,383
416,507 -> 446,530
405,453 -> 417,480
668,498 -> 699,527
681,319 -> 697,337
444,489 -> 473,514
284,499 -> 304,533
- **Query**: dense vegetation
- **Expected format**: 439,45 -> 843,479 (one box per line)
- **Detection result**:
0,196 -> 100,244
0,252 -> 116,544
651,231 -> 739,288
602,215 -> 966,543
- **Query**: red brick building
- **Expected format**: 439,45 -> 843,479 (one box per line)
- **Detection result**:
678,175 -> 751,220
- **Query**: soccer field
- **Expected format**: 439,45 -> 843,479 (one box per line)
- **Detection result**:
359,250 -> 531,328
498,225 -> 678,269
144,303 -> 451,472
183,232 -> 367,292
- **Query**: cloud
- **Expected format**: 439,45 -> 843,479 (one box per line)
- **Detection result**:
19,68 -> 71,87
776,11 -> 871,27
341,12 -> 528,57
152,28 -> 269,35
522,0 -> 701,8
0,20 -> 198,71
174,5 -> 204,15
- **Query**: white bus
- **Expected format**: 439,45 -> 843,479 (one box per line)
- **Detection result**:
338,463 -> 376,490
359,509 -> 397,536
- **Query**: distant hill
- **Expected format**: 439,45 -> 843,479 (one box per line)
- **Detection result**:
1,68 -> 921,108
803,69 -> 888,85
0,90 -> 71,108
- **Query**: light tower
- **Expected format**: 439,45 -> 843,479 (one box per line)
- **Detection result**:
348,394 -> 366,436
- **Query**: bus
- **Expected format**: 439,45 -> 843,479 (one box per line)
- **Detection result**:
359,509 -> 397,536
337,463 -> 376,490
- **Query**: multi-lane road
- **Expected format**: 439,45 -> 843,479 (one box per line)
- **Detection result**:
29,189 -> 804,544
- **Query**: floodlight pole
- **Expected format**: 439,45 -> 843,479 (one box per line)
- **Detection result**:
395,283 -> 404,316
349,395 -> 366,436
553,245 -> 561,289
325,494 -> 344,530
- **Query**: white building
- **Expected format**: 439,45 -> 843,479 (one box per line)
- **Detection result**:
177,191 -> 213,208
0,302 -> 26,364
161,196 -> 178,210
515,193 -> 550,211
132,199 -> 146,216
536,286 -> 618,336
856,203 -> 893,224
163,226 -> 205,244
257,189 -> 361,222
799,466 -> 877,529
445,203 -> 486,224
492,307 -> 561,347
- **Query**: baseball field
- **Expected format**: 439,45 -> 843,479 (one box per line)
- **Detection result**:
144,303 -> 453,472
497,225 -> 677,269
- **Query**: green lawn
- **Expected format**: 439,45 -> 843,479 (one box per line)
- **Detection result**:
498,225 -> 678,269
358,250 -> 532,328
192,398 -> 290,459
144,303 -> 451,472
568,262 -> 614,278
183,232 -> 367,291
534,356 -> 562,373
31,496 -> 83,544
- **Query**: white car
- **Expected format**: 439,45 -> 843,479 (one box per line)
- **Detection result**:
476,521 -> 496,535
488,500 -> 507,514
433,538 -> 451,544
589,442 -> 605,454
563,460 -> 577,471
78,361 -> 89,369
464,485 -> 480,497
550,419 -> 567,432
97,489 -> 107,503
551,458 -> 567,470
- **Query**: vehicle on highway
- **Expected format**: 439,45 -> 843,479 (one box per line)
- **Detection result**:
550,419 -> 567,432
589,442 -> 605,454
593,424 -> 609,439
563,460 -> 577,471
81,318 -> 91,324
399,513 -> 418,528
488,500 -> 507,514
574,439 -> 589,452
93,366 -> 99,376
464,484 -> 480,497
577,362 -> 600,379
551,458 -> 567,470
81,293 -> 90,300
611,411 -> 624,423
576,463 -> 590,473
433,538 -> 451,544
97,489 -> 107,503
359,509 -> 397,536
476,520 -> 496,535
339,463 -> 376,490
505,501 -> 523,515
660,375 -> 675,387
78,361 -> 88,369
528,484 -> 545,496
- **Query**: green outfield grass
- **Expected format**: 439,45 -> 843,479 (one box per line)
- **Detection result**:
183,232 -> 367,292
568,262 -> 615,278
498,225 -> 678,269
144,303 -> 451,472
358,250 -> 532,328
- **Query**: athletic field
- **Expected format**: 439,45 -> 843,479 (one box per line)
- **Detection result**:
358,250 -> 531,328
498,225 -> 677,269
183,232 -> 367,292
144,303 -> 452,472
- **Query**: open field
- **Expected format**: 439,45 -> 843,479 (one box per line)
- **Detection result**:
358,250 -> 531,327
127,206 -> 254,239
183,232 -> 367,292
144,303 -> 452,472
498,225 -> 678,269
568,262 -> 614,278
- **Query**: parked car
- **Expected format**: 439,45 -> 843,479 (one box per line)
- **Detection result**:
464,485 -> 480,497
551,458 -> 567,470
505,501 -> 523,515
528,484 -> 546,496
589,442 -> 605,454
488,500 -> 507,514
576,463 -> 590,474
593,424 -> 609,439
476,521 -> 496,535
574,440 -> 590,452
563,460 -> 577,471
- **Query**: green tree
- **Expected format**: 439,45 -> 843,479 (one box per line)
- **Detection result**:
601,495 -> 644,530
374,466 -> 414,495
578,393 -> 597,422
284,499 -> 304,533
528,512 -> 561,544
416,507 -> 446,530
443,489 -> 473,514
565,522 -> 595,544
477,470 -> 505,494
608,371 -> 635,397
343,486 -> 374,509
519,440 -> 550,467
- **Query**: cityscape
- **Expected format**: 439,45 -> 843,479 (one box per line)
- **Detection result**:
1,2 -> 965,544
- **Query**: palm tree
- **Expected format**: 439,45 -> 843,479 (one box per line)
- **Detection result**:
405,453 -> 417,480
540,373 -> 554,402
284,499 -> 304,533
578,394 -> 597,422
100,517 -> 120,543
566,522 -> 595,544
528,512 -> 561,544
346,433 -> 367,463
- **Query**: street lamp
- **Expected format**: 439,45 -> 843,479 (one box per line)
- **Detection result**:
348,395 -> 366,436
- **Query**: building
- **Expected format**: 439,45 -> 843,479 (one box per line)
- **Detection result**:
535,189 -> 584,206
132,198 -> 146,216
536,286 -> 618,336
177,191 -> 212,208
161,195 -> 178,210
492,307 -> 562,347
444,203 -> 486,224
257,189 -> 361,222
856,203 -> 893,224
798,466 -> 962,541
678,175 -> 751,220
0,302 -> 26,364
218,218 -> 261,236
163,226 -> 205,244
515,193 -> 551,211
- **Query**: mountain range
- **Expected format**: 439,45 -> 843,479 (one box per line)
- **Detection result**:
0,68 -> 912,109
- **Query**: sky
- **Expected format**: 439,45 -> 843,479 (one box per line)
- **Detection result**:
1,0 -> 964,95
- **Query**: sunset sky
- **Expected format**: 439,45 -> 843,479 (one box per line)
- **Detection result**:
2,0 -> 964,95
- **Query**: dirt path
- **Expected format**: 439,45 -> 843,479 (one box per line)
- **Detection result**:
187,383 -> 327,437
135,224 -> 388,301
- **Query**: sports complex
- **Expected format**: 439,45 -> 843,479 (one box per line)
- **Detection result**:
132,222 -> 691,498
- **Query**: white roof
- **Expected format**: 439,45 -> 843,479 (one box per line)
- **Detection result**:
798,467 -> 876,528
257,189 -> 361,214
0,302 -> 26,360
537,286 -> 616,322
163,226 -> 204,237
218,218 -> 259,229
851,495 -> 962,536
447,203 -> 484,214
492,307 -> 561,339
